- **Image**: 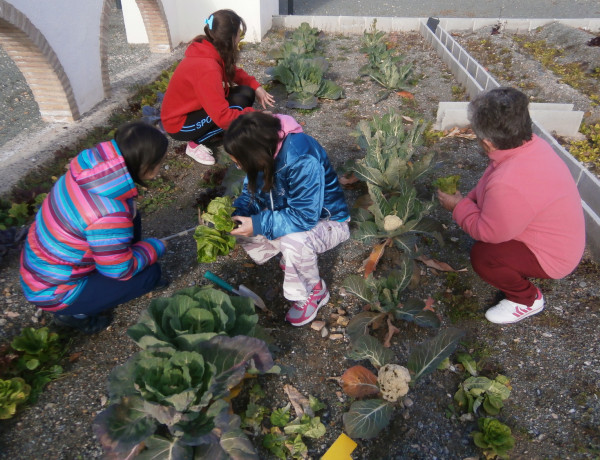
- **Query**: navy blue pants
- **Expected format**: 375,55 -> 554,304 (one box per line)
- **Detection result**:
56,214 -> 162,317
167,85 -> 255,143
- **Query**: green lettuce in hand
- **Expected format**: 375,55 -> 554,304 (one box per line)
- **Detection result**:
433,174 -> 460,194
201,196 -> 236,232
194,225 -> 236,263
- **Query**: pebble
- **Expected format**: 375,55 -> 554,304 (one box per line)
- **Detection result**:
336,316 -> 349,327
403,397 -> 414,407
542,332 -> 552,337
551,413 -> 559,419
329,333 -> 344,340
311,320 -> 326,331
321,327 -> 329,338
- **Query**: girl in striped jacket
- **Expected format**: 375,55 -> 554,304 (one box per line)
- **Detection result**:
20,122 -> 169,334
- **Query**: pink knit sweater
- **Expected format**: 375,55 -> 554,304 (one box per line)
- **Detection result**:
453,134 -> 585,279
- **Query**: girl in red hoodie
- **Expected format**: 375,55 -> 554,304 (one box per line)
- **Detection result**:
161,9 -> 274,165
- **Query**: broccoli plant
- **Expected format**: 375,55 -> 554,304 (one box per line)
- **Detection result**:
359,20 -> 415,100
93,335 -> 274,459
267,55 -> 344,109
351,181 -> 441,269
352,109 -> 433,191
269,22 -> 320,61
337,328 -> 465,439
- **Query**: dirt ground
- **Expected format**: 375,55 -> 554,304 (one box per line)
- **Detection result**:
0,23 -> 599,459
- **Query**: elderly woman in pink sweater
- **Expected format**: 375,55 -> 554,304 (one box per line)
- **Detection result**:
437,87 -> 585,324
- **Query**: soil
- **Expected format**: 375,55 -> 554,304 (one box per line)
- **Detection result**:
1,23 -> 599,460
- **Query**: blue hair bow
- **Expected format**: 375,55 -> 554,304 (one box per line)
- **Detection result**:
205,15 -> 214,30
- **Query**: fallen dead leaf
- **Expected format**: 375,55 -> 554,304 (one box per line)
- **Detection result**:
396,90 -> 414,99
340,365 -> 380,398
416,255 -> 467,272
383,316 -> 400,348
284,384 -> 313,418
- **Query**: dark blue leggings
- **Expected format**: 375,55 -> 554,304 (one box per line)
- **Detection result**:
56,214 -> 162,316
167,85 -> 255,144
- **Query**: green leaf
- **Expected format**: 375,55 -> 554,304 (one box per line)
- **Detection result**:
346,312 -> 384,343
456,353 -> 478,376
347,334 -> 395,368
287,92 -> 318,109
0,378 -> 31,420
284,415 -> 326,439
135,435 -> 193,460
342,275 -> 377,304
407,328 -> 465,383
308,395 -> 326,413
262,429 -> 288,460
342,399 -> 393,439
270,404 -> 291,427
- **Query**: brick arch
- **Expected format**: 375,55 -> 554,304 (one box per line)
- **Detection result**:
135,0 -> 172,53
0,1 -> 80,122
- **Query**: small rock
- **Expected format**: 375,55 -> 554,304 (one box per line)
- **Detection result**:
536,434 -> 547,441
579,281 -> 587,288
311,320 -> 326,331
329,313 -> 339,320
35,309 -> 43,318
321,327 -> 329,338
402,409 -> 410,420
551,413 -> 559,419
329,333 -> 344,340
403,397 -> 414,407
336,316 -> 349,327
459,413 -> 474,422
336,308 -> 346,315
542,332 -> 552,338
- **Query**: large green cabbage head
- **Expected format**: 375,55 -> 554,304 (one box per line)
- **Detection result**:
127,286 -> 258,351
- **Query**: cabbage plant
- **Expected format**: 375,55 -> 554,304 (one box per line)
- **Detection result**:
93,335 -> 274,459
127,287 -> 258,351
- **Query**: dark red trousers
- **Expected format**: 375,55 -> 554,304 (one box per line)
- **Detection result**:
470,240 -> 550,306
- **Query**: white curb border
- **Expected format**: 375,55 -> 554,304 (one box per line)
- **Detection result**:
272,15 -> 600,261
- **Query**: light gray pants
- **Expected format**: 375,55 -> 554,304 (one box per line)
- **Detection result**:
237,220 -> 350,301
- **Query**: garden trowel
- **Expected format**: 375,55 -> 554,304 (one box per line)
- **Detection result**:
204,270 -> 267,311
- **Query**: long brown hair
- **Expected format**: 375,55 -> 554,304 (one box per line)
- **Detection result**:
224,113 -> 282,194
192,9 -> 246,84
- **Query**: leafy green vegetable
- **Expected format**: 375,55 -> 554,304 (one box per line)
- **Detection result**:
193,225 -> 236,263
407,328 -> 465,384
342,399 -> 394,439
127,286 -> 258,350
455,374 -> 512,415
0,377 -> 31,419
472,417 -> 515,459
270,404 -> 291,427
93,335 -> 273,458
201,196 -> 236,232
433,174 -> 460,194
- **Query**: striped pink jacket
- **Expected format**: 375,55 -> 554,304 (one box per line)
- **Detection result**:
20,140 -> 165,311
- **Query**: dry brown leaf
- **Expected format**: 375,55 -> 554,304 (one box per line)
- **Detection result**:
340,365 -> 380,398
284,384 -> 313,418
401,115 -> 414,123
416,255 -> 466,272
383,316 -> 400,348
69,352 -> 82,363
338,172 -> 360,186
424,296 -> 436,312
361,240 -> 390,278
396,90 -> 414,99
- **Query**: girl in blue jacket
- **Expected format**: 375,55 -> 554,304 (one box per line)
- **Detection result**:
225,112 -> 350,326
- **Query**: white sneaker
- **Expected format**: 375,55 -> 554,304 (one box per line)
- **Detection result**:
485,289 -> 544,324
186,143 -> 215,165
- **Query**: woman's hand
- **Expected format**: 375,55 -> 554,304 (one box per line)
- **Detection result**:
230,216 -> 254,237
255,86 -> 275,109
437,189 -> 463,212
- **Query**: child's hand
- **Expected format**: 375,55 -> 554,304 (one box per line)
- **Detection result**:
256,86 -> 275,109
230,216 -> 254,237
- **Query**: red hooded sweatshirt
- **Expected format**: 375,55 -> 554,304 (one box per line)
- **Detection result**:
453,134 -> 585,279
161,40 -> 261,134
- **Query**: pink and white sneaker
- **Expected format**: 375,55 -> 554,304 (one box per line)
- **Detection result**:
186,142 -> 215,165
285,279 -> 330,327
485,288 -> 544,324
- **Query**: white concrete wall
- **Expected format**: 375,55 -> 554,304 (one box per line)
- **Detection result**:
123,0 -> 278,46
6,0 -> 105,115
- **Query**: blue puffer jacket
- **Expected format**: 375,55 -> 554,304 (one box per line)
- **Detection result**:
233,117 -> 349,240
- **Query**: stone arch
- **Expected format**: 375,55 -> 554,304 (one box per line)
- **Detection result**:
135,0 -> 172,53
0,1 -> 80,122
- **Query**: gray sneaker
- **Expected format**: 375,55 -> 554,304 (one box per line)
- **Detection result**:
285,279 -> 330,327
